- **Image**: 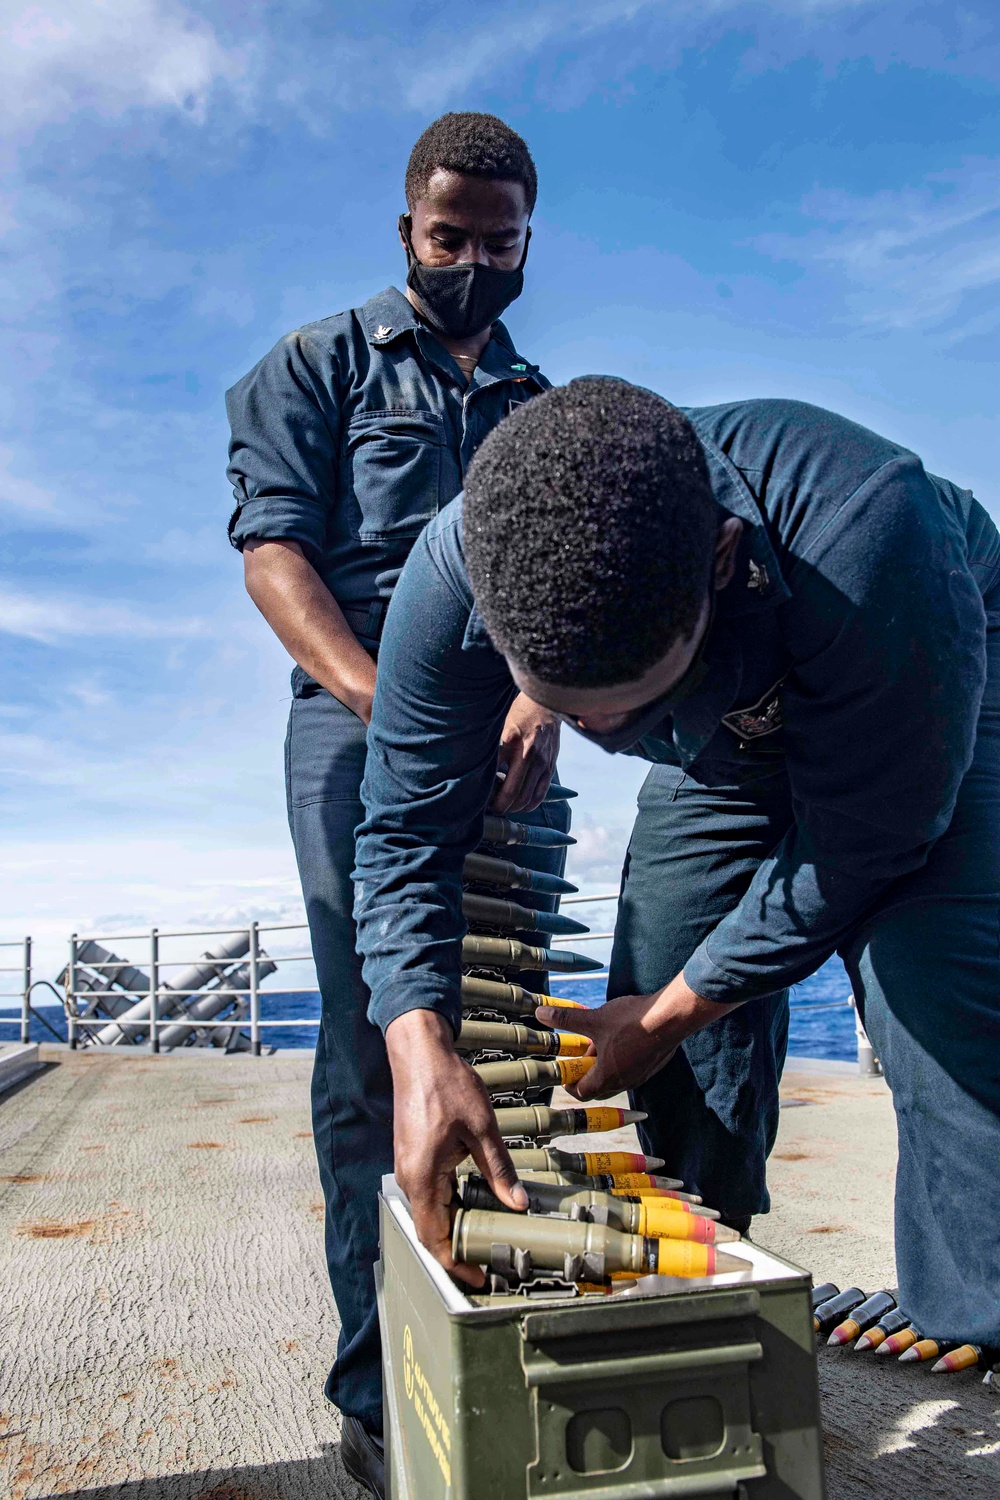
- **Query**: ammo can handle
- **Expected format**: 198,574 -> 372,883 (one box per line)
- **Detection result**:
522,1338 -> 763,1389
521,1286 -> 760,1342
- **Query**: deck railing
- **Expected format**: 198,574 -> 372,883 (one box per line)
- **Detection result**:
4,892 -> 878,1074
0,938 -> 31,1045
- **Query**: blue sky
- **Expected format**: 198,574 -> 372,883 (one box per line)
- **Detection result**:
1,0 -> 999,975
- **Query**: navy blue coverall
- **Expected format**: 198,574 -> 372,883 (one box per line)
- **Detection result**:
226,286 -> 568,1431
354,398 -> 1000,1347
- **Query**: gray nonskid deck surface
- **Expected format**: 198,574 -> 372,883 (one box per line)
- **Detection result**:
0,1052 -> 996,1498
0,1048 -> 362,1499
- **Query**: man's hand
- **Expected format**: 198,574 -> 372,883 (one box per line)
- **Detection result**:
491,692 -> 560,813
535,974 -> 743,1099
385,1009 -> 528,1286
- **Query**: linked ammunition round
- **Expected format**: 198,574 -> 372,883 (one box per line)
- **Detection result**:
610,1185 -> 704,1204
454,1147 -> 665,1178
462,891 -> 590,938
481,814 -> 575,849
931,1344 -> 983,1373
827,1291 -> 897,1346
462,1176 -> 737,1242
473,1056 -> 595,1096
876,1326 -> 922,1357
451,1205 -> 745,1281
811,1283 -> 839,1311
462,934 -> 601,974
460,975 -> 585,1017
899,1338 -> 959,1364
854,1307 -> 912,1353
456,1019 -> 590,1057
509,1170 -> 714,1211
492,1105 -> 646,1140
462,851 -> 577,897
814,1287 -> 866,1336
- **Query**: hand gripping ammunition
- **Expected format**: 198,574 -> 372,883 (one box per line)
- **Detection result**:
463,851 -> 577,897
462,891 -> 590,938
452,1206 -> 745,1283
460,1176 -> 738,1242
481,814 -> 575,848
827,1290 -> 897,1345
455,1019 -> 591,1057
462,934 -> 602,974
813,1287 -> 866,1336
855,1306 -> 912,1352
460,974 -> 585,1018
493,1104 -> 645,1140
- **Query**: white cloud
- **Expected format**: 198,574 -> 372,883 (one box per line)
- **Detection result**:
756,158 -> 1000,336
0,585 -> 207,643
0,0 -> 246,129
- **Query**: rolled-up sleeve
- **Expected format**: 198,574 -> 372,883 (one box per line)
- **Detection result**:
353,515 -> 516,1035
225,330 -> 341,561
684,456 -> 986,1002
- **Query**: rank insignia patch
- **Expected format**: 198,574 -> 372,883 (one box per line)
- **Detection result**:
721,678 -> 786,743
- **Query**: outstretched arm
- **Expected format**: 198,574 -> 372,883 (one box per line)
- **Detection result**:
354,508 -> 537,1274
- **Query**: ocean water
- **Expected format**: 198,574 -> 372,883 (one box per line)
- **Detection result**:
4,956 -> 857,1060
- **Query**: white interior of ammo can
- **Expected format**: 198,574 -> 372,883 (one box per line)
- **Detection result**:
382,1174 -> 805,1314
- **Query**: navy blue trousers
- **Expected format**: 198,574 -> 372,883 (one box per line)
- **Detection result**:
286,679 -> 570,1430
610,630 -> 1000,1345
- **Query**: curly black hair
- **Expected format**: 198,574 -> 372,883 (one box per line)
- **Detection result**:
463,378 -> 718,688
405,112 -> 537,212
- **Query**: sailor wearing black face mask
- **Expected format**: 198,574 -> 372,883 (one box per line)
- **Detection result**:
225,113 -> 566,1498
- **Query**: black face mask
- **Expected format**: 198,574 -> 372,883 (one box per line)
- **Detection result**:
399,214 -> 529,340
555,593 -> 717,755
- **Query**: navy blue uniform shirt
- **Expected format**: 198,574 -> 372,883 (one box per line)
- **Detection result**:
226,286 -> 548,642
353,398 -> 1000,1035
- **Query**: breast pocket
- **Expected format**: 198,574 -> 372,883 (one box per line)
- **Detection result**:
345,409 -> 445,542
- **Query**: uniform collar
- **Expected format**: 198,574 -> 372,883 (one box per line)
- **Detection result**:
361,286 -> 544,388
692,428 -> 790,621
361,287 -> 422,346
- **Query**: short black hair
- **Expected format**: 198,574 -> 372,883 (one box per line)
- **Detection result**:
463,378 -> 718,688
405,112 -> 537,213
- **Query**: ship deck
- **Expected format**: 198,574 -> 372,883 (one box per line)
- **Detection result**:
0,1046 -> 997,1499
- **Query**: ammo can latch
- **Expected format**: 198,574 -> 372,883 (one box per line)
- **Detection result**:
519,1289 -> 767,1498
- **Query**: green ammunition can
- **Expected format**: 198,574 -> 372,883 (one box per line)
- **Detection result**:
377,1182 -> 826,1499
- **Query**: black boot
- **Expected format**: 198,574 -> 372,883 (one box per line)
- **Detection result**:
341,1415 -> 385,1499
